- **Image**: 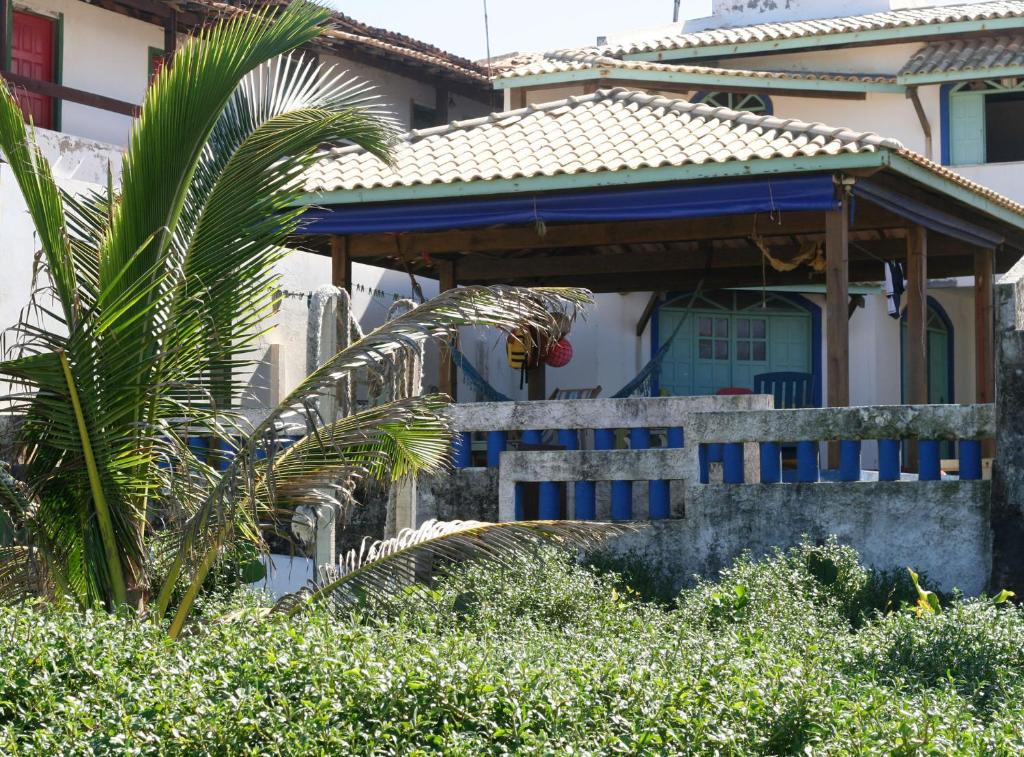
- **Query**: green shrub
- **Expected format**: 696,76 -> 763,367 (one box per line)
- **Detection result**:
0,542 -> 1021,754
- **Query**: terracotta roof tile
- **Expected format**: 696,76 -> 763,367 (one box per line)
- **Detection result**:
302,87 -> 1024,218
901,34 -> 1024,75
601,0 -> 1024,57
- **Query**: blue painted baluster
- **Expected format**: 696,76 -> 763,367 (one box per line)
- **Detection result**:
707,443 -> 724,463
722,443 -> 745,484
959,439 -> 982,481
918,440 -> 941,481
594,428 -> 616,450
453,432 -> 473,468
796,441 -> 818,483
760,442 -> 782,484
878,439 -> 901,481
486,431 -> 507,469
698,444 -> 710,484
839,440 -> 861,482
213,438 -> 236,471
667,427 -> 685,449
521,430 -> 542,446
187,436 -> 209,464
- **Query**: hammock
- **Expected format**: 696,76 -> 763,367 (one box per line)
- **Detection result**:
450,314 -> 688,403
449,275 -> 706,403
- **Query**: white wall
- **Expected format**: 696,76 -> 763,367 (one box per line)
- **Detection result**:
319,52 -> 489,130
699,0 -> 971,28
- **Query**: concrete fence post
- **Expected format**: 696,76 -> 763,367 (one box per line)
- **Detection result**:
991,260 -> 1024,592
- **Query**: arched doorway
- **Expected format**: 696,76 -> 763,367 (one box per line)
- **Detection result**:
900,297 -> 955,405
655,290 -> 816,398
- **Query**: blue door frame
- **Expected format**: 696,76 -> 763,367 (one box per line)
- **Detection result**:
650,291 -> 822,406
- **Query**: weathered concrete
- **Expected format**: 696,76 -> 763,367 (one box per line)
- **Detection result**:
687,403 -> 995,443
602,481 -> 991,595
446,394 -> 772,432
991,260 -> 1024,593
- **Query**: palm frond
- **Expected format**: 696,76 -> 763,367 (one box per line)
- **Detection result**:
275,519 -> 635,616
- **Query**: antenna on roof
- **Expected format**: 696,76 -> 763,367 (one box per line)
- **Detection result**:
673,0 -> 682,22
482,0 -> 493,78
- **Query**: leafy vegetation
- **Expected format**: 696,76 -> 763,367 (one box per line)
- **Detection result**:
1,542 -> 1022,754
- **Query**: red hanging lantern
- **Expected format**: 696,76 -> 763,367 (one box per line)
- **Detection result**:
545,338 -> 573,368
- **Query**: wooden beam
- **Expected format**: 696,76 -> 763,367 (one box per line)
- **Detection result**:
330,235 -> 351,293
826,198 -> 850,407
0,0 -> 8,74
164,8 -> 178,63
510,87 -> 526,109
0,72 -> 139,117
435,86 -> 449,123
636,292 -> 663,337
437,260 -> 457,401
974,248 -> 995,405
347,208 -> 907,258
906,226 -> 928,470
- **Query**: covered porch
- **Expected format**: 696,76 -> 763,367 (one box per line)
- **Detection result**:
295,88 -> 1024,476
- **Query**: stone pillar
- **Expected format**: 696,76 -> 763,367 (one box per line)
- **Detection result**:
991,258 -> 1024,593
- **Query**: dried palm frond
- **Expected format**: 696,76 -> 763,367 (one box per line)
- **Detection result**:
275,519 -> 635,616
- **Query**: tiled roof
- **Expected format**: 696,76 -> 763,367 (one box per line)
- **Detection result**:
494,49 -> 897,86
901,34 -> 1024,76
302,88 -> 1024,218
303,88 -> 903,193
601,1 -> 1024,57
182,0 -> 488,84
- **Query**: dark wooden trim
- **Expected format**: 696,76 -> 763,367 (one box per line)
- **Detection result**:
437,260 -> 457,401
0,0 -> 9,74
636,291 -> 662,337
906,226 -> 928,407
825,196 -> 850,410
974,248 -> 995,405
435,86 -> 449,124
163,8 -> 177,63
0,71 -> 139,116
347,207 -> 908,258
330,235 -> 351,294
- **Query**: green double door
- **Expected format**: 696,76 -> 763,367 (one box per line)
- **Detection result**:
900,306 -> 952,404
658,293 -> 812,396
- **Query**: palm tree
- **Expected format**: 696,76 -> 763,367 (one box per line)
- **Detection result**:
0,0 -> 604,637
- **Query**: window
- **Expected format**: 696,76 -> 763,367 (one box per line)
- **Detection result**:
695,92 -> 772,114
411,102 -> 441,130
149,47 -> 167,81
10,11 -> 57,129
948,79 -> 1024,165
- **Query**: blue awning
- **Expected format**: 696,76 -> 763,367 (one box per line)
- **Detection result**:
299,174 -> 840,235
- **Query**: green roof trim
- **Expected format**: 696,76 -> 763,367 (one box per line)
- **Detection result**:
625,17 -> 1024,63
295,151 -> 887,207
888,153 -> 1024,232
492,66 -> 904,94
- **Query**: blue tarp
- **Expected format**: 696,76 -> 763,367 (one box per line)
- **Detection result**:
299,175 -> 840,234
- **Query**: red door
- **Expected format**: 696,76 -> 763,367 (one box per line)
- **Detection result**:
11,11 -> 55,129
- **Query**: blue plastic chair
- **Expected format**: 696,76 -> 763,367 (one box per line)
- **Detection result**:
753,372 -> 815,409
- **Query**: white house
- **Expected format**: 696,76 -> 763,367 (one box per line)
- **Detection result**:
0,0 -> 494,404
459,0 -> 1024,427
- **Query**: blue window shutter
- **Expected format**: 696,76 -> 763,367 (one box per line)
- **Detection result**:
949,91 -> 985,165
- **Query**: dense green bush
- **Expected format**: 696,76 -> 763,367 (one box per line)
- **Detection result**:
0,542 -> 1022,754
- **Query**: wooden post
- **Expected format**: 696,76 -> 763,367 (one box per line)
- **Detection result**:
435,86 -> 449,124
330,235 -> 350,294
975,248 -> 995,404
906,226 -> 928,470
825,194 -> 850,468
164,9 -> 178,63
437,260 -> 457,401
0,0 -> 8,74
975,247 -> 995,458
